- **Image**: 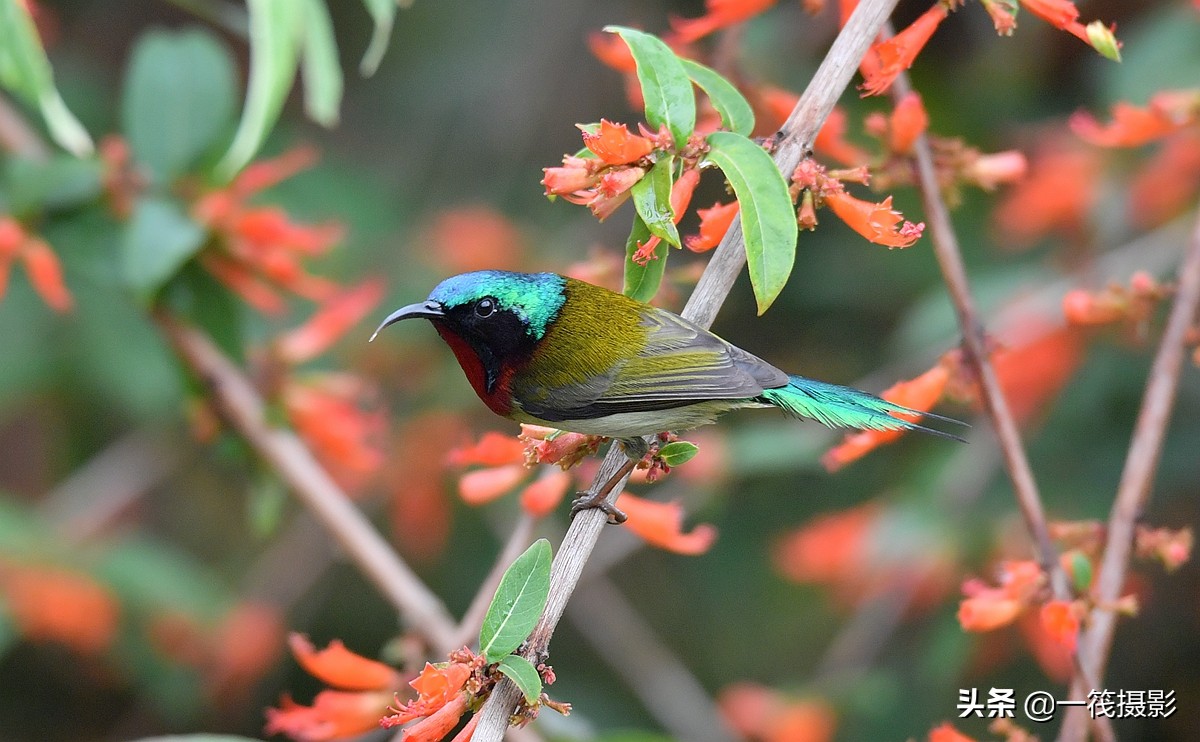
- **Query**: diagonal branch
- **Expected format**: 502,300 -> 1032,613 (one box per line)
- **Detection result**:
472,0 -> 902,737
1058,206 -> 1200,741
154,309 -> 462,655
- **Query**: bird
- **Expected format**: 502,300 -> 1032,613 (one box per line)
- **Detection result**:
372,270 -> 963,521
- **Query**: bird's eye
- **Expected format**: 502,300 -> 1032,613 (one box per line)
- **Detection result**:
474,297 -> 496,318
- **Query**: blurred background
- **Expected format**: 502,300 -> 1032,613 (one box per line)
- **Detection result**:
1,0 -> 1199,740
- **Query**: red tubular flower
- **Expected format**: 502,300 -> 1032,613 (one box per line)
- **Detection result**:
888,91 -> 929,155
686,200 -> 740,252
457,464 -> 528,505
822,364 -> 949,471
813,106 -> 868,166
542,157 -> 602,196
991,323 -> 1085,425
0,218 -> 73,312
615,493 -> 717,555
284,374 -> 387,494
519,425 -> 601,469
992,140 -> 1100,248
1019,0 -> 1077,28
276,279 -> 386,364
289,634 -> 402,691
520,469 -> 572,517
587,31 -> 636,73
859,3 -> 949,97
446,431 -> 527,467
581,119 -> 655,165
670,0 -> 777,43
823,191 -> 923,248
962,150 -> 1027,190
957,589 -> 1023,632
1129,130 -> 1200,228
380,660 -> 473,732
1040,600 -> 1080,651
1070,100 -> 1186,148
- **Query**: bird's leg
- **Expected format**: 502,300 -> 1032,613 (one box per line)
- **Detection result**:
568,438 -> 646,524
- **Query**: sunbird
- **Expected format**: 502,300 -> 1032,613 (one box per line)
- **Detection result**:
373,270 -> 963,520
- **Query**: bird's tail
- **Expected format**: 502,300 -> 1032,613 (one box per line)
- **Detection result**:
758,375 -> 966,441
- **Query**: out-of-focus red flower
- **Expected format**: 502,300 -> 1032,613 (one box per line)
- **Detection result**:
1135,525 -> 1193,572
928,721 -> 977,742
990,323 -> 1085,424
1040,600 -> 1080,651
615,493 -> 717,555
1129,129 -> 1200,228
457,463 -> 527,505
388,412 -> 467,562
275,279 -> 385,364
1019,0 -> 1120,57
1017,610 -> 1074,682
888,91 -> 929,155
686,200 -> 739,253
446,431 -> 526,467
961,150 -> 1027,191
1061,272 -> 1168,329
957,560 -> 1045,634
581,119 -> 655,165
1071,97 -> 1194,148
520,469 -> 573,517
0,217 -> 73,312
1020,0 -> 1078,28
588,31 -> 636,73
669,0 -> 777,43
992,138 -> 1100,249
289,634 -> 402,692
284,373 -> 386,495
0,564 -> 119,655
813,106 -> 869,166
206,601 -> 285,703
718,683 -> 837,742
192,147 -> 342,314
980,0 -> 1017,35
859,3 -> 950,97
266,634 -> 403,742
824,191 -> 924,248
381,658 -> 475,736
823,363 -> 950,471
423,206 -> 526,273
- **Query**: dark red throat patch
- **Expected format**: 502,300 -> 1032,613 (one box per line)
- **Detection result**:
433,323 -> 514,417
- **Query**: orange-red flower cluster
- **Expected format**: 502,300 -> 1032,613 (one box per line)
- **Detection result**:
957,560 -> 1045,633
0,216 -> 72,312
447,429 -> 577,517
992,138 -> 1101,249
791,159 -> 925,248
1135,525 -> 1193,572
266,634 -> 404,742
1018,0 -> 1120,59
859,3 -> 950,97
542,120 -> 663,221
192,146 -> 343,314
283,373 -> 387,495
1071,90 -> 1200,148
718,682 -> 837,742
380,652 -> 481,742
615,493 -> 718,555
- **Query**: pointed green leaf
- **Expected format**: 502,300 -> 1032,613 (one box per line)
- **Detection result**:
359,0 -> 396,75
658,441 -> 699,467
122,197 -> 207,299
631,155 -> 680,248
0,0 -> 93,155
121,29 -> 237,184
299,0 -> 342,126
216,0 -> 305,179
680,59 -> 754,136
479,539 -> 552,663
496,654 -> 543,704
704,131 -> 797,315
622,215 -> 668,303
604,26 -> 695,147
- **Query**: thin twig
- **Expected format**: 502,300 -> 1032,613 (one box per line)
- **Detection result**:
472,0 -> 901,737
154,309 -> 462,655
1058,207 -> 1200,741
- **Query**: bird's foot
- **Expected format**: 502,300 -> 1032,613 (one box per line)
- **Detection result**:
569,491 -> 627,525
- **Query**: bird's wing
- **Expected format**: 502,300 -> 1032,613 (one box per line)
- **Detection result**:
518,305 -> 788,421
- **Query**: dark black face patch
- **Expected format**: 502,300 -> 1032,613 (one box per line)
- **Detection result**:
437,298 -> 539,392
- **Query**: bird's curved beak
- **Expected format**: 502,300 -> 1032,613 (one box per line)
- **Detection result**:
369,300 -> 444,342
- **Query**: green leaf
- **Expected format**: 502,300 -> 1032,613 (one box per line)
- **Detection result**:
605,26 -> 695,147
122,197 -> 207,299
3,155 -> 102,214
680,59 -> 755,136
622,215 -> 667,303
631,155 -> 680,248
299,0 -> 343,127
0,0 -> 94,155
496,654 -> 542,704
216,0 -> 305,179
703,131 -> 797,315
658,441 -> 699,467
359,0 -> 396,75
121,29 -> 238,184
479,538 -> 552,663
